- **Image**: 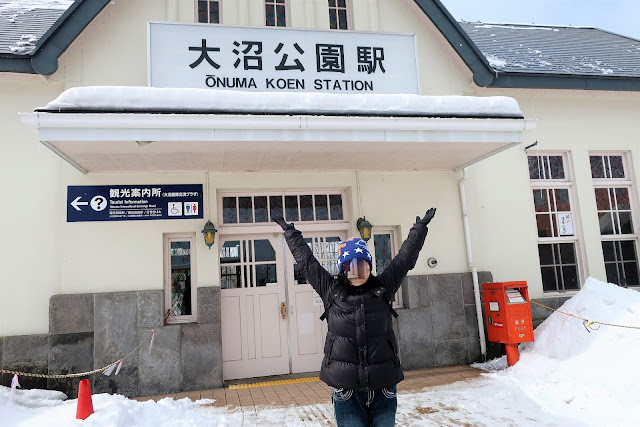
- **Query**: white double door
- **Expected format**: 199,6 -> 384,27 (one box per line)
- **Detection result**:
220,230 -> 345,381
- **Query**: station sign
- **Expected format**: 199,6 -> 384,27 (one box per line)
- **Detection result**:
67,184 -> 203,222
148,22 -> 419,94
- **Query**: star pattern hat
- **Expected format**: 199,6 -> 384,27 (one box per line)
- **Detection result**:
336,237 -> 372,272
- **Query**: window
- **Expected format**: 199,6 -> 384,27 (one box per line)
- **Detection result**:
196,1 -> 220,24
528,154 -> 582,292
164,234 -> 197,323
220,192 -> 347,225
220,239 -> 278,289
328,0 -> 350,30
265,0 -> 287,27
590,153 -> 639,287
294,236 -> 342,281
372,228 -> 403,308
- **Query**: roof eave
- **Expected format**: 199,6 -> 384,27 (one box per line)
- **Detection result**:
0,0 -> 111,75
489,73 -> 640,91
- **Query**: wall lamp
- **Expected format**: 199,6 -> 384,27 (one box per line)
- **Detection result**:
356,217 -> 373,242
201,220 -> 218,249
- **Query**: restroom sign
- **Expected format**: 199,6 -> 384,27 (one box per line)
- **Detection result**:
67,184 -> 203,222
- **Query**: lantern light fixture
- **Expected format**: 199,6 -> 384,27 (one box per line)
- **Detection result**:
201,220 -> 218,249
356,216 -> 373,242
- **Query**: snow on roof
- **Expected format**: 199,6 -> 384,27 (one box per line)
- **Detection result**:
460,21 -> 640,78
40,86 -> 523,118
0,0 -> 73,55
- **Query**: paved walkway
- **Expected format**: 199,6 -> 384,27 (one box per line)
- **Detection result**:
133,365 -> 482,413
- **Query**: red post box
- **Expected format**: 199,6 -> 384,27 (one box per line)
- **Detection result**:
482,281 -> 534,366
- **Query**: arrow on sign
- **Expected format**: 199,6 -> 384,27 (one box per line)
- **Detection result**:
71,196 -> 89,211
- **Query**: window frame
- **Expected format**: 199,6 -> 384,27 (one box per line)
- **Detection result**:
264,0 -> 289,27
590,151 -> 640,287
218,190 -> 349,228
328,0 -> 353,30
195,0 -> 222,24
528,152 -> 585,294
164,233 -> 198,324
371,226 -> 403,308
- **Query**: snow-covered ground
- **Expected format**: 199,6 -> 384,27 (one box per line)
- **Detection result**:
1,277 -> 639,426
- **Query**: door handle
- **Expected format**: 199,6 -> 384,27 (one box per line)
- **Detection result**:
281,302 -> 286,319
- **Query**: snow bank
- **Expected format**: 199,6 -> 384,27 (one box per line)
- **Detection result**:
41,86 -> 523,118
477,277 -> 640,425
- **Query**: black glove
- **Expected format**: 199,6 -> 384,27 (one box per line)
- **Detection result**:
416,208 -> 436,226
272,215 -> 294,231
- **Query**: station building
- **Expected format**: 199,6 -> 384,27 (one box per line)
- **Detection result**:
0,0 -> 638,397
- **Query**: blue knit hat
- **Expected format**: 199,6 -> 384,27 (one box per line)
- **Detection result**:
336,237 -> 372,272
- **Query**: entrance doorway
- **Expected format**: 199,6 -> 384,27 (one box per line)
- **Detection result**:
219,230 -> 346,381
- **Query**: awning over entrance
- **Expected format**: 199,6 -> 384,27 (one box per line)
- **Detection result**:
20,87 -> 533,174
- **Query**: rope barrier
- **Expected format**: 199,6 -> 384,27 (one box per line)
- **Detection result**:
0,310 -> 172,379
530,300 -> 640,332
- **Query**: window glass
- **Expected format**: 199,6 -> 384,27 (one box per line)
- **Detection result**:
314,195 -> 329,220
329,194 -> 343,220
170,241 -> 192,315
328,0 -> 349,30
374,233 -> 392,273
254,196 -> 268,222
590,156 -> 605,178
197,1 -> 220,24
269,195 -> 283,220
610,156 -> 625,178
238,197 -> 253,223
220,241 -> 240,263
300,195 -> 314,221
549,156 -> 565,179
255,264 -> 277,286
285,195 -> 299,221
220,266 -> 241,289
223,197 -> 237,223
254,239 -> 276,262
266,0 -> 287,27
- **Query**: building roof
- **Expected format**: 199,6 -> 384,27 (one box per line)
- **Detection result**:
1,0 -> 640,91
0,0 -> 110,74
459,22 -> 640,79
0,0 -> 73,55
412,0 -> 640,91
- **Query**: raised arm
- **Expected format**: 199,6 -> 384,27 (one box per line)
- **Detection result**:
379,208 -> 436,294
273,216 -> 334,299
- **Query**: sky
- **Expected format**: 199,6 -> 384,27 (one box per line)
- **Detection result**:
441,0 -> 640,40
2,276 -> 640,426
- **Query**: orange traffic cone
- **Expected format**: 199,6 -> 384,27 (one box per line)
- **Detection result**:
76,379 -> 94,420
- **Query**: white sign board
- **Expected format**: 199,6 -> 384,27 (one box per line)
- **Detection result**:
556,213 -> 574,236
148,22 -> 419,94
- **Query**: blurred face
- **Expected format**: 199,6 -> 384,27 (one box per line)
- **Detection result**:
344,258 -> 371,286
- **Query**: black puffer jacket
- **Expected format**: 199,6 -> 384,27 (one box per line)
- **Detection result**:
283,222 -> 428,392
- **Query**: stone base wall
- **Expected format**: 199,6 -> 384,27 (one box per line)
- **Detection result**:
0,287 -> 222,398
396,272 -> 494,369
1,276 -> 573,397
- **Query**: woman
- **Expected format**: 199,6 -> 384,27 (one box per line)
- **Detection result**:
273,208 -> 436,426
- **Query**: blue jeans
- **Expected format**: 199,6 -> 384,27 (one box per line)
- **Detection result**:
332,385 -> 397,427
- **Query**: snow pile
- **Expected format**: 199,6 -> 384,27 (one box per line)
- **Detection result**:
0,387 -> 226,427
477,277 -> 640,425
41,86 -> 523,118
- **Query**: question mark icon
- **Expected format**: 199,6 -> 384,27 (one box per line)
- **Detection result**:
91,195 -> 107,211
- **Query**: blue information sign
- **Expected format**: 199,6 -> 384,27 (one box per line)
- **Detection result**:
67,184 -> 204,222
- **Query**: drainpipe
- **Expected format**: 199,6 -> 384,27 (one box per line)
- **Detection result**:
458,168 -> 487,358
